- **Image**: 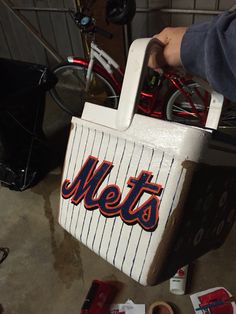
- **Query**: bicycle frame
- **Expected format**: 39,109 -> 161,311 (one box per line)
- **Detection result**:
166,72 -> 209,125
68,41 -> 166,115
67,41 -> 209,125
52,7 -> 218,128
68,41 -> 124,93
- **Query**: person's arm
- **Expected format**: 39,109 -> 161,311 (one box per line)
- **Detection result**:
150,11 -> 236,102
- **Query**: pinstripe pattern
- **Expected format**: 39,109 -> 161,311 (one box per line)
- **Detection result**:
130,155 -> 173,278
137,159 -> 184,283
59,123 -> 187,284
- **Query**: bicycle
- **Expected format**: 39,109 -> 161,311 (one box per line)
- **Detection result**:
49,8 -> 123,117
49,7 -> 236,129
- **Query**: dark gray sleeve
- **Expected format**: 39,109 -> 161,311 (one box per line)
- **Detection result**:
180,11 -> 236,102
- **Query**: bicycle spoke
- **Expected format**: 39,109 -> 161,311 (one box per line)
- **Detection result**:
50,63 -> 119,115
172,104 -> 198,118
166,82 -> 211,127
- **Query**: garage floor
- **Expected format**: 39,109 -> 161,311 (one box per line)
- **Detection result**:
0,96 -> 236,314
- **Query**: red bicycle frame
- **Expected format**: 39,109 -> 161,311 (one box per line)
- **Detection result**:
70,56 -> 209,126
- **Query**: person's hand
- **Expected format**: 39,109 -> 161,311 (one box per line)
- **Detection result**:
149,27 -> 187,71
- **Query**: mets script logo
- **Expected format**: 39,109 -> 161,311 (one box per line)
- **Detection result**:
62,155 -> 163,232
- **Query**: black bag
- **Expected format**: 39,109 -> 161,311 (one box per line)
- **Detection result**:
0,58 -> 56,191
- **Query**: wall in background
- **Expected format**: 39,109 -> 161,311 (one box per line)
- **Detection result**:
131,0 -> 236,39
0,0 -> 84,67
89,1 -> 126,68
0,0 -> 235,66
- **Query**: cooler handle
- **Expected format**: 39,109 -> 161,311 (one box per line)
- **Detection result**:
116,38 -> 163,130
116,37 -> 224,131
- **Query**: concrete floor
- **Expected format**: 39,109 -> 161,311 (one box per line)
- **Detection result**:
0,96 -> 236,314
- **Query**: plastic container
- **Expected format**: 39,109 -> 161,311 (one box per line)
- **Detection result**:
170,265 -> 188,295
80,280 -> 118,314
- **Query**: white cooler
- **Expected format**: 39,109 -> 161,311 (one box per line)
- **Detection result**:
59,38 -> 236,286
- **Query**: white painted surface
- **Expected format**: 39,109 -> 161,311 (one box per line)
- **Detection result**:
59,122 -> 184,284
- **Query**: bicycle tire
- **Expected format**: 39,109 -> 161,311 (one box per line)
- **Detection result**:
165,82 -> 210,127
220,100 -> 236,127
50,62 -> 119,117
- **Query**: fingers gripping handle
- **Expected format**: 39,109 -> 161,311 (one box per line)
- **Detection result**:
116,38 -> 163,131
115,38 -> 224,131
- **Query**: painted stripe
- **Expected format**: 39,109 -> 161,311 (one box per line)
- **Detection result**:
114,146 -> 154,269
59,123 -> 77,224
62,124 -> 83,228
105,138 -> 127,260
129,153 -> 173,280
81,130 -> 104,245
98,136 -> 119,255
77,128 -> 98,239
88,134 -> 111,249
65,126 -> 89,232
120,149 -> 164,273
85,132 -> 111,248
137,157 -> 175,283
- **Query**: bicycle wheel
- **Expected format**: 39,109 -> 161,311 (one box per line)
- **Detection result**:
165,82 -> 210,127
50,63 -> 119,116
220,100 -> 236,127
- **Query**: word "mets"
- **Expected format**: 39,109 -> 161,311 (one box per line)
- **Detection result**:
62,155 -> 162,231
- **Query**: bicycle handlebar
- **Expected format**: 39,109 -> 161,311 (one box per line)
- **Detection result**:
72,10 -> 113,39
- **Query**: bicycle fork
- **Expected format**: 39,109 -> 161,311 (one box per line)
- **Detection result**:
168,75 -> 207,126
86,49 -> 95,92
86,41 -> 122,92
